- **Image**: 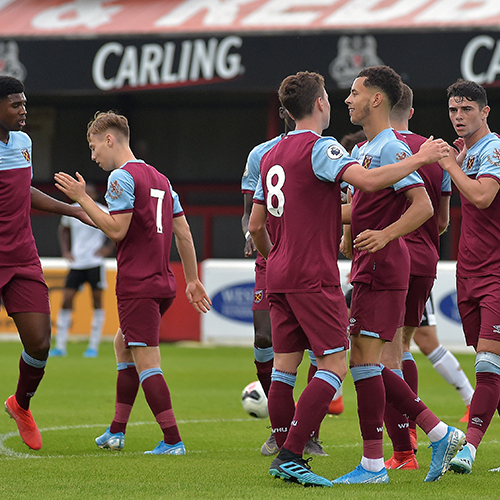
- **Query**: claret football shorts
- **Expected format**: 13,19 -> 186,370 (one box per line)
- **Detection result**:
118,296 -> 174,347
269,286 -> 349,357
349,282 -> 406,342
0,264 -> 50,315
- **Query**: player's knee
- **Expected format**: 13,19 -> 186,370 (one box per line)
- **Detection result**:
27,336 -> 51,360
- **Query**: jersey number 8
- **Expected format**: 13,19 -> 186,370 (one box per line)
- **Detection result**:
266,165 -> 285,217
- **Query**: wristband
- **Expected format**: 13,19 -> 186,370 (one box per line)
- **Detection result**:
245,231 -> 251,240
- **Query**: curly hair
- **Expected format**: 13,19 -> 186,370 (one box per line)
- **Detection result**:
357,66 -> 403,109
0,76 -> 24,100
447,79 -> 488,109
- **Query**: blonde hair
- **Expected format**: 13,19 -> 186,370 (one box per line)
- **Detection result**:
87,111 -> 129,140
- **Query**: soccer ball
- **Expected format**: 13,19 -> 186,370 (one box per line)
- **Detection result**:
241,380 -> 268,419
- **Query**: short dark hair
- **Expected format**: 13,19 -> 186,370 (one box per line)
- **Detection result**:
391,83 -> 413,120
0,76 -> 24,100
447,79 -> 488,109
278,71 -> 325,121
357,65 -> 403,109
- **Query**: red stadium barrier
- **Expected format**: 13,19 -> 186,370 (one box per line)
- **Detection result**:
159,262 -> 202,342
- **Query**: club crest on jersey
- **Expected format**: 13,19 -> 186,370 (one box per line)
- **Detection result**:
108,180 -> 123,200
326,144 -> 344,160
254,290 -> 263,304
362,155 -> 372,169
21,149 -> 30,162
466,155 -> 475,170
396,152 -> 408,161
487,148 -> 500,166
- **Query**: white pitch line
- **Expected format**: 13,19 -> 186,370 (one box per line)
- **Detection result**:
0,418 -> 259,460
3,418 -> 500,461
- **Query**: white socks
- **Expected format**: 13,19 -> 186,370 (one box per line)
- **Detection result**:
428,345 -> 474,405
89,309 -> 105,350
361,456 -> 385,472
55,308 -> 72,351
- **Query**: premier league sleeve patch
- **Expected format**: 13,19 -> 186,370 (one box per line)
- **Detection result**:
326,144 -> 344,160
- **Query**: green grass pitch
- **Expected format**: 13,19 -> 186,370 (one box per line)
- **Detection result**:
1,340 -> 499,499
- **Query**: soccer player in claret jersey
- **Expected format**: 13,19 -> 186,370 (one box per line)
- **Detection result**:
1,76 -> 94,450
438,80 -> 500,474
383,84 -> 473,470
335,66 -> 464,484
249,70 -> 450,487
54,111 -> 211,455
242,108 -> 328,457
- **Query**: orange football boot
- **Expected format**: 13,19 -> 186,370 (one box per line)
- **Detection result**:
5,395 -> 42,450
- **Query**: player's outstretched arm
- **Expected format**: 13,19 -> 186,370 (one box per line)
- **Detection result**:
342,137 -> 450,192
173,215 -> 211,314
30,186 -> 95,227
54,172 -> 131,241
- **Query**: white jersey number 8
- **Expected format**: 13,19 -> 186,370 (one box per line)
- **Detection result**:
266,165 -> 285,217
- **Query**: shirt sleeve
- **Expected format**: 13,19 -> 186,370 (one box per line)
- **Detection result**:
105,168 -> 135,213
380,140 -> 423,192
312,137 -> 358,183
60,214 -> 71,227
441,170 -> 452,193
241,147 -> 261,193
477,145 -> 500,183
171,186 -> 183,215
253,175 -> 264,203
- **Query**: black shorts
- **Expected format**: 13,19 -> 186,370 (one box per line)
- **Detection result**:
65,266 -> 106,291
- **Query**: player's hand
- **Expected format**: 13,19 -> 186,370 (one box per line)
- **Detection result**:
339,234 -> 352,259
453,138 -> 467,165
438,142 -> 461,172
416,136 -> 450,164
186,280 -> 212,314
353,229 -> 390,253
55,172 -> 87,203
244,235 -> 256,257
